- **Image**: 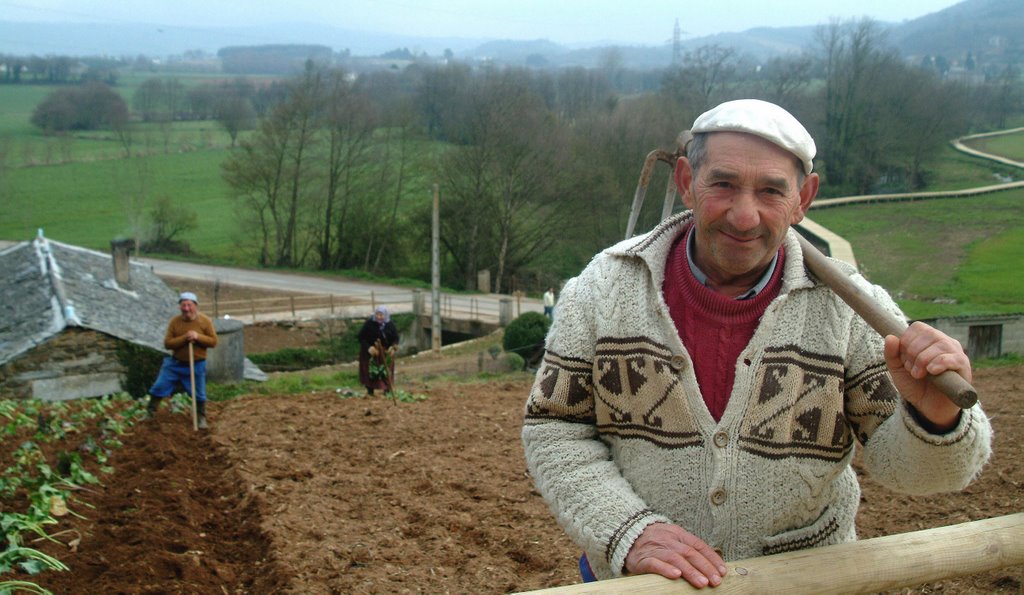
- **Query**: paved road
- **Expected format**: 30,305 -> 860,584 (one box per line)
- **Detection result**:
137,257 -> 397,296
134,256 -> 542,323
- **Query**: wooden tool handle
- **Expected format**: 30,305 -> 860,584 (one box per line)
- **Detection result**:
188,342 -> 199,431
796,234 -> 978,409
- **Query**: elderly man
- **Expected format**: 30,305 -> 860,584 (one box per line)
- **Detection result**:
146,291 -> 218,428
522,99 -> 991,588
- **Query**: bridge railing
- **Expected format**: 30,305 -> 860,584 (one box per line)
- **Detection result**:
209,288 -> 538,324
210,290 -> 415,322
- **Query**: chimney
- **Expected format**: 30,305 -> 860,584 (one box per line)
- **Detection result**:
111,238 -> 135,288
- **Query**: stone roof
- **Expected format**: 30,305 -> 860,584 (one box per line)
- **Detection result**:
0,235 -> 177,366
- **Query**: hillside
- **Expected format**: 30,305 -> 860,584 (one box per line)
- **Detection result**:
892,0 -> 1024,64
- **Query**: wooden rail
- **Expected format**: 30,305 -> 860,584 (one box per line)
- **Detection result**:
521,513 -> 1024,594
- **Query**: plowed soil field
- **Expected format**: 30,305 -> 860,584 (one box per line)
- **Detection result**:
18,359 -> 1022,594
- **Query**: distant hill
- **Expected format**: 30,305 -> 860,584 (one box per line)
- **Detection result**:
463,0 -> 1021,70
890,0 -> 1023,63
0,0 -> 1019,71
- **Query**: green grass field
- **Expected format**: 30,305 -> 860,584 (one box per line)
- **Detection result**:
962,130 -> 1024,163
0,79 -> 240,167
809,190 -> 1024,319
2,80 -> 1022,319
2,148 -> 242,260
923,143 -> 1023,190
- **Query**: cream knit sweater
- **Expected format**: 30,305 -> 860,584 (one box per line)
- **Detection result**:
522,211 -> 992,580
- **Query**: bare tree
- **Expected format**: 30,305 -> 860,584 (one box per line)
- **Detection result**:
369,115 -> 417,273
554,66 -> 613,122
216,96 -> 256,147
661,44 -> 738,112
316,69 -> 376,270
143,195 -> 198,254
415,61 -> 472,141
222,65 -> 322,267
874,61 -> 969,190
817,18 -> 893,194
133,78 -> 166,122
754,54 -> 815,106
437,69 -> 571,292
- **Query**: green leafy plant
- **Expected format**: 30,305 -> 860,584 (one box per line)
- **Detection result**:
115,342 -> 165,399
0,395 -> 146,592
0,578 -> 55,594
369,359 -> 390,381
1,512 -> 57,545
0,542 -> 69,575
502,351 -> 525,371
389,389 -> 427,403
502,312 -> 551,368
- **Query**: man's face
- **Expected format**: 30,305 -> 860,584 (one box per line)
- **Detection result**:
179,299 -> 198,320
675,132 -> 819,291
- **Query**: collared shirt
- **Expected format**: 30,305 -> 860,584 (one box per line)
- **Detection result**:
686,227 -> 779,300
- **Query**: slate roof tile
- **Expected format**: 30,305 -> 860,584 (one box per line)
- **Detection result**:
0,236 -> 177,366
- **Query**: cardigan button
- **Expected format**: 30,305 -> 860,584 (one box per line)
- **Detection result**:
670,355 -> 687,370
710,488 -> 728,506
713,431 -> 729,448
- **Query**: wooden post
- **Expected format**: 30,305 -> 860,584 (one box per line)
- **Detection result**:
520,513 -> 1024,594
290,296 -> 295,318
250,299 -> 256,322
330,294 -> 335,314
431,183 -> 442,353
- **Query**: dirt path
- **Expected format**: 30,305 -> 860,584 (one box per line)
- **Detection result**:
27,365 -> 1024,593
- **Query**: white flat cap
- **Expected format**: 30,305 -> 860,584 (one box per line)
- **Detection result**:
691,99 -> 816,174
179,291 -> 199,304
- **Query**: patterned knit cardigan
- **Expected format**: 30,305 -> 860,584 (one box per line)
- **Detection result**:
522,211 -> 992,580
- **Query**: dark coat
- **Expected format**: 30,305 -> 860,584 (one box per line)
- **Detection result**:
358,318 -> 399,352
357,317 -> 399,391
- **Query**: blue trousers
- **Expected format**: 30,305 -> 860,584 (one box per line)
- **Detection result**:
579,553 -> 596,582
149,356 -> 207,402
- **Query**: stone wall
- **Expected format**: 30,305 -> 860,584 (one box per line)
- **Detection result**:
927,314 -> 1024,360
0,328 -> 144,400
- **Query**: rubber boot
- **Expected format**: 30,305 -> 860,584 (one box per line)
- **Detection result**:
197,400 -> 209,429
145,395 -> 161,420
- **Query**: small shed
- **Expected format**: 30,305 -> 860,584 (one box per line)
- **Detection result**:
924,313 -> 1024,361
0,233 -> 177,400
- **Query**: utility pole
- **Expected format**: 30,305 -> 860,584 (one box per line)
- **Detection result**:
673,18 -> 683,67
431,183 -> 442,353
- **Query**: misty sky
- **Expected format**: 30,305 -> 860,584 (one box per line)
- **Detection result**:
2,0 -> 964,45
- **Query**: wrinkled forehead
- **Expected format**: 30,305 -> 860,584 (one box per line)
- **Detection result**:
692,131 -> 805,181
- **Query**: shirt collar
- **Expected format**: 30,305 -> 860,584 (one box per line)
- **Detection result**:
686,226 -> 779,300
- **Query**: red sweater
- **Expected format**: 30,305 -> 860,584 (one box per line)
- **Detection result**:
662,234 -> 784,421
